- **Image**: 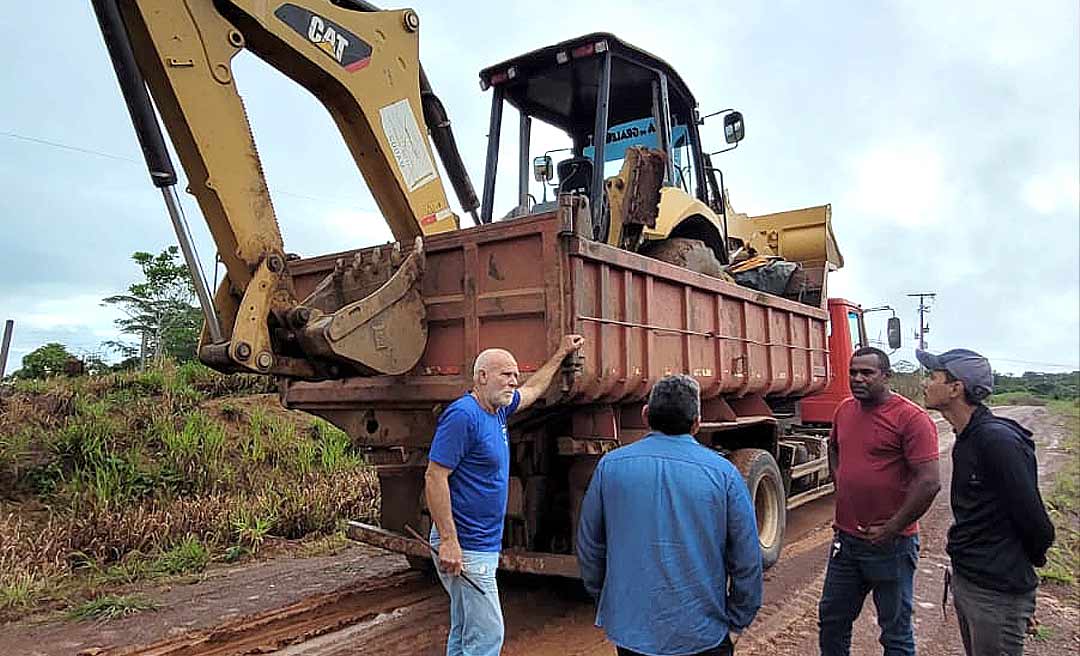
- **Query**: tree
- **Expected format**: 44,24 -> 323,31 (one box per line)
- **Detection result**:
102,247 -> 203,364
16,343 -> 75,378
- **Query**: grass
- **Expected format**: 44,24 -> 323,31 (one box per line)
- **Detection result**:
67,594 -> 158,622
232,509 -> 276,555
0,573 -> 44,611
151,535 -> 210,576
313,419 -> 362,472
97,554 -> 152,586
0,360 -> 378,621
296,529 -> 349,558
1039,399 -> 1079,586
989,391 -> 1049,407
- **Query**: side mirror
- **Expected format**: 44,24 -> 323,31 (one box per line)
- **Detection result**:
723,111 -> 745,144
887,317 -> 902,350
533,155 -> 554,182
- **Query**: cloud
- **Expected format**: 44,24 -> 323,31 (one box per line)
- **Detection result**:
844,140 -> 949,227
1022,167 -> 1080,215
2,0 -> 1077,380
1,292 -> 123,372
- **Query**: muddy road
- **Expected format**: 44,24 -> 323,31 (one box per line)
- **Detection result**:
7,406 -> 1075,656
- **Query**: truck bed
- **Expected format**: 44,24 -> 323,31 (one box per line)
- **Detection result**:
283,208 -> 829,414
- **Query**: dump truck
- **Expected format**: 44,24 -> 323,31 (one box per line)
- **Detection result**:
91,0 -> 899,573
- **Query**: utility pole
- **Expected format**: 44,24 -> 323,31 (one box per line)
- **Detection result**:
139,330 -> 148,371
907,293 -> 936,351
0,320 -> 13,379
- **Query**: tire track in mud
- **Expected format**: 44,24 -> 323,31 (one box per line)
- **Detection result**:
107,500 -> 841,655
103,572 -> 436,656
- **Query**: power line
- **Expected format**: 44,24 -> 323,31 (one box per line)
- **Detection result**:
1,129 -> 381,213
985,356 -> 1079,370
1,130 -> 139,164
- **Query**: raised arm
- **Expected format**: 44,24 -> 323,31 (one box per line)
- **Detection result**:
517,334 -> 584,411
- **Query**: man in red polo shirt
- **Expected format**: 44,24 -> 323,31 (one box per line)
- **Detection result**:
818,347 -> 942,656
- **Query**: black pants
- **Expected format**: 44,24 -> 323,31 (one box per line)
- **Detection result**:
617,637 -> 734,656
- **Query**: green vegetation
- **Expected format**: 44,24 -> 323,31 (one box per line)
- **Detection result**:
988,391 -> 1048,407
0,361 -> 377,620
1039,399 -> 1079,587
101,247 -> 203,364
0,573 -> 44,611
67,594 -> 159,622
992,371 -> 1079,402
152,535 -> 210,576
14,343 -> 77,379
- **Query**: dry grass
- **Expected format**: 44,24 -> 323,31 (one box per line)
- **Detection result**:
0,362 -> 378,619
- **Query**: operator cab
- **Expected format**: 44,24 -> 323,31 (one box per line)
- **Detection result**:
477,33 -> 742,247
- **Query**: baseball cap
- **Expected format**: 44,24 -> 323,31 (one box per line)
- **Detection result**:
915,348 -> 994,401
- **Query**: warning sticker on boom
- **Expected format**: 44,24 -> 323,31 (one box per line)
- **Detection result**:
379,99 -> 437,192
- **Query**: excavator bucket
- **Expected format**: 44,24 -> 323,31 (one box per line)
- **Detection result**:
725,203 -> 842,309
746,204 -> 843,271
296,238 -> 428,376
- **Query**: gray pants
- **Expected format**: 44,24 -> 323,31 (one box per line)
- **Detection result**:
952,571 -> 1036,656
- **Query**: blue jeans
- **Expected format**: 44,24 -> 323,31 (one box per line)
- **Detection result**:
430,529 -> 503,656
818,532 -> 919,656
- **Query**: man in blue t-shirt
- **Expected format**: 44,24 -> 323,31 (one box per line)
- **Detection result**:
425,334 -> 584,656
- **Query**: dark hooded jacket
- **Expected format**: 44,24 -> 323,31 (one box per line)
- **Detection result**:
947,404 -> 1055,593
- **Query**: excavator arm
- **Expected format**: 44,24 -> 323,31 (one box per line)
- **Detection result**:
91,0 -> 479,378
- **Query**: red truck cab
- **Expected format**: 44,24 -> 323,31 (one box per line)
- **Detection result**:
800,298 -> 867,425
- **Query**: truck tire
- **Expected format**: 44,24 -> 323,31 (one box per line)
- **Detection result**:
377,468 -> 434,574
641,237 -> 732,280
730,448 -> 786,569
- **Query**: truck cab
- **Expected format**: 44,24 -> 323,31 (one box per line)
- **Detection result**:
800,299 -> 869,425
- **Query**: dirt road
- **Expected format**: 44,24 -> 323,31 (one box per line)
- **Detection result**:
734,406 -> 1078,656
6,406 -> 1075,656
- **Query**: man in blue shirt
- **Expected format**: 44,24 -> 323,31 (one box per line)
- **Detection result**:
425,334 -> 584,656
577,374 -> 763,656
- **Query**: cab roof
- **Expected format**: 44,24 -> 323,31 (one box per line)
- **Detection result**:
479,33 -> 698,137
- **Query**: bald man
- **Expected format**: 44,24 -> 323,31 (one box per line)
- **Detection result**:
425,335 -> 584,656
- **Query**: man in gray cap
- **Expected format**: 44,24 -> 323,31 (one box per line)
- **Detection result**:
917,348 -> 1055,656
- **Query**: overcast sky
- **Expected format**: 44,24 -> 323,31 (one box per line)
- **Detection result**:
2,1 -> 1077,376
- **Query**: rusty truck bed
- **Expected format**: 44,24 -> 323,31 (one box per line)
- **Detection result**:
282,208 -> 829,412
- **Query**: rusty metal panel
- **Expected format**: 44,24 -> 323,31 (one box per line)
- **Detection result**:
285,211 -> 828,417
565,233 -> 828,404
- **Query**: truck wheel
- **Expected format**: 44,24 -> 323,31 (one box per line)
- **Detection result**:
377,468 -> 434,574
641,237 -> 731,280
731,448 -> 786,569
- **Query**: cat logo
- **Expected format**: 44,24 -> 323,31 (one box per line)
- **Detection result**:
275,4 -> 373,72
307,15 -> 348,63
